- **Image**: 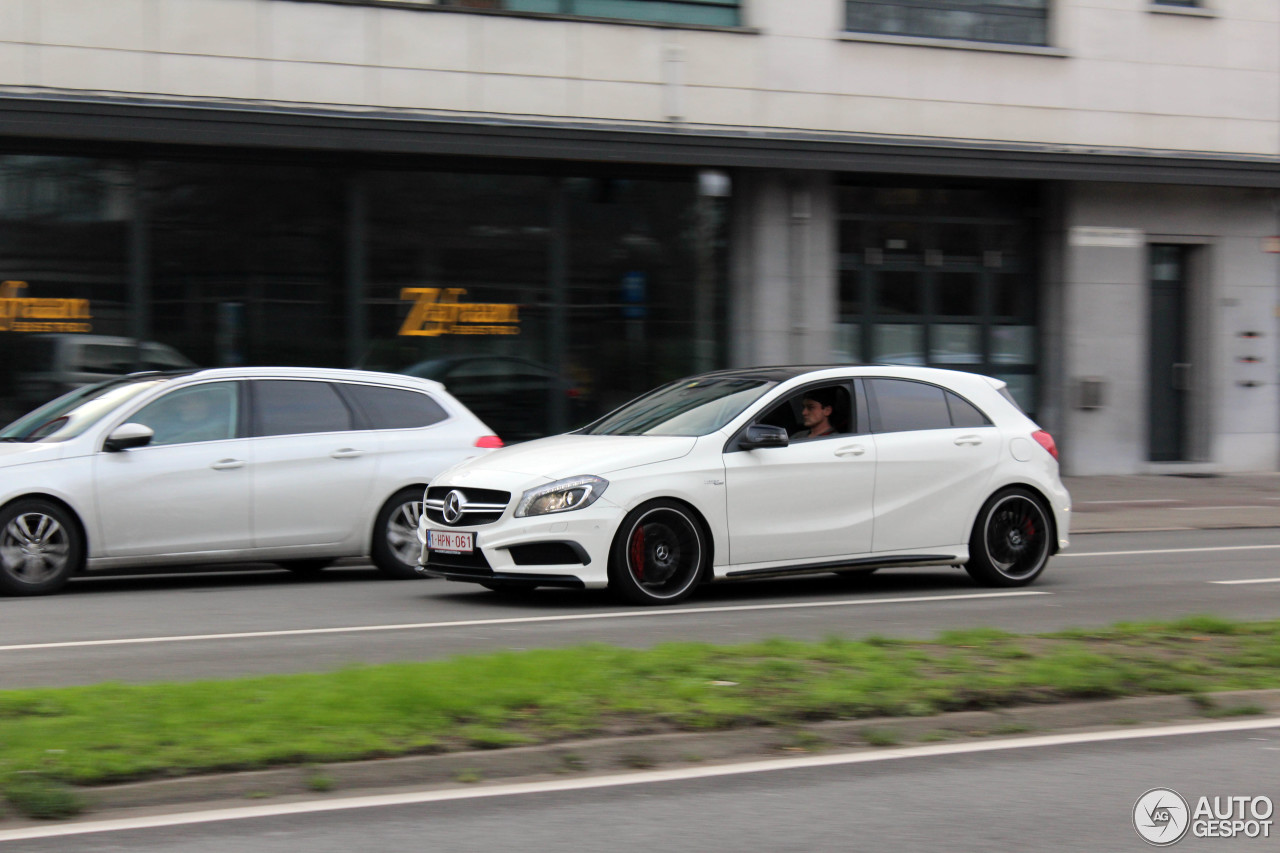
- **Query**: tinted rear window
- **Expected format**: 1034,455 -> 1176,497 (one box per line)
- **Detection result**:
869,379 -> 952,432
946,391 -> 991,428
253,380 -> 353,436
342,383 -> 448,430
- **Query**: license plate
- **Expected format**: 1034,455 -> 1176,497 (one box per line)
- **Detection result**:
428,530 -> 474,553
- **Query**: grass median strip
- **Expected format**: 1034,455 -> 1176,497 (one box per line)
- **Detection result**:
2,614 -> 1279,816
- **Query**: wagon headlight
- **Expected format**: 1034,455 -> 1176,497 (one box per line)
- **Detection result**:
515,475 -> 609,518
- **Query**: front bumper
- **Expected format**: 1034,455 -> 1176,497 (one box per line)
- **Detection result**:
417,502 -> 620,589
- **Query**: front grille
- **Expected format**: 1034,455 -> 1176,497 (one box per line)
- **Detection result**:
425,486 -> 511,527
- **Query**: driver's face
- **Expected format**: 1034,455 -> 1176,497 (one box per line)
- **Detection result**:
800,399 -> 831,428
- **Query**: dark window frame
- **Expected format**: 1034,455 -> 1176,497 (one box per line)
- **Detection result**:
249,379 -> 357,438
335,381 -> 450,431
845,0 -> 1050,48
125,380 -> 248,446
436,0 -> 742,28
863,377 -> 993,434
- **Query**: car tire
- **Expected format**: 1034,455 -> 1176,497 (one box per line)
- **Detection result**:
608,499 -> 707,606
372,487 -> 426,580
964,487 -> 1053,588
276,559 -> 335,575
0,499 -> 84,596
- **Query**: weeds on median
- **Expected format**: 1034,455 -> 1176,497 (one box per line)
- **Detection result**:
0,616 -> 1277,806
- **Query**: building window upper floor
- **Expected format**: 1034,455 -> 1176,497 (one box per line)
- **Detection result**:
436,0 -> 741,27
844,0 -> 1049,47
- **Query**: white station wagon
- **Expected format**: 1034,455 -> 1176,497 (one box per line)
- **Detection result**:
0,367 -> 501,595
417,365 -> 1070,605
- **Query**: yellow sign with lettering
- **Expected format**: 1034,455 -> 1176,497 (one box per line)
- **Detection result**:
399,287 -> 519,337
0,281 -> 92,333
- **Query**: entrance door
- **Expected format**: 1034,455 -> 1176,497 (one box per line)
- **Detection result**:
1148,245 -> 1191,462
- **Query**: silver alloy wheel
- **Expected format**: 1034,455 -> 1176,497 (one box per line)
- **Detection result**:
1,511 -> 72,586
385,498 -> 423,566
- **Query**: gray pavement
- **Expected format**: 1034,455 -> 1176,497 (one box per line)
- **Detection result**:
1064,473 -> 1280,534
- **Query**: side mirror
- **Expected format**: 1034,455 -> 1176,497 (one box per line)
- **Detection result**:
739,424 -> 789,450
104,422 -> 155,452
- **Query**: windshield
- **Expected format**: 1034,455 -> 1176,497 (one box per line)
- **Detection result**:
582,376 -> 775,436
0,377 -> 167,443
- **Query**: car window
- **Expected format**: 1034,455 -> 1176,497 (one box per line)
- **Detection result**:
140,344 -> 196,370
869,379 -> 952,432
79,344 -> 137,375
582,376 -> 775,436
755,384 -> 854,441
1,377 -> 166,442
253,380 -> 353,437
129,382 -> 239,446
341,383 -> 448,430
946,391 -> 991,428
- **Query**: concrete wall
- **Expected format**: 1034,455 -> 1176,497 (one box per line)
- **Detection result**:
1,0 -> 1276,155
729,170 -> 836,367
1061,183 -> 1279,474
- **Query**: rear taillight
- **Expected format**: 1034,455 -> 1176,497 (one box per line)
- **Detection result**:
1031,430 -> 1058,461
475,435 -> 504,449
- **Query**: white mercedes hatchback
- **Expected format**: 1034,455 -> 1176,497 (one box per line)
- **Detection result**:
0,367 -> 501,595
417,365 -> 1070,605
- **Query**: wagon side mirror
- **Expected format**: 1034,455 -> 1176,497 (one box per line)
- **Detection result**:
104,423 -> 155,452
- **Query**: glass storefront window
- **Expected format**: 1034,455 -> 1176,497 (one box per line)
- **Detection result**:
0,156 -> 132,422
148,161 -> 346,370
365,169 -> 723,442
837,180 -> 1040,413
0,154 -> 726,438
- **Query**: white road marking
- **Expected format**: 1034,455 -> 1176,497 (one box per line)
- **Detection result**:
1058,544 -> 1280,559
0,591 -> 1048,653
1075,499 -> 1184,505
2,717 -> 1276,842
1172,506 -> 1278,511
1211,578 -> 1280,585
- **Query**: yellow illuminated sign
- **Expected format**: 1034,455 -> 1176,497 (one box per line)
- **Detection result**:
0,281 -> 92,333
398,287 -> 520,337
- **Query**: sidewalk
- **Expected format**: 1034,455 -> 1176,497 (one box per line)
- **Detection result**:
1064,473 -> 1280,534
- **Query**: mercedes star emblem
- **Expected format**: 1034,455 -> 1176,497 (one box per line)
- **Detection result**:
442,490 -> 465,524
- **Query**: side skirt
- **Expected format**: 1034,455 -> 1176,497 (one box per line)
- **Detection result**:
721,554 -> 961,581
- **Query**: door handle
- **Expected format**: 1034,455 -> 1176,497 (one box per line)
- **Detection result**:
954,435 -> 983,446
210,459 -> 245,470
835,445 -> 866,457
330,448 -> 365,459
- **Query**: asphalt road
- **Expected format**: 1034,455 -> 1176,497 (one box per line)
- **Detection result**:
3,722 -> 1277,851
2,528 -> 1279,688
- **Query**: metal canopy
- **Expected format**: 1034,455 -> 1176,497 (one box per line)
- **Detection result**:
2,94 -> 1279,188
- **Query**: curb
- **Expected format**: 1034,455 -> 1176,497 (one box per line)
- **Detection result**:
20,689 -> 1280,823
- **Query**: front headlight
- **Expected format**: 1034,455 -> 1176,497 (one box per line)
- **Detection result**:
515,475 -> 609,518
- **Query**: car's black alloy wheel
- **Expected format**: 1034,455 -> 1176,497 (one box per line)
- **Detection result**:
965,487 -> 1052,587
0,499 -> 84,596
372,488 -> 427,579
609,500 -> 706,605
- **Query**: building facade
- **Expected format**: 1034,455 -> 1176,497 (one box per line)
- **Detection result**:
1,0 -> 1277,472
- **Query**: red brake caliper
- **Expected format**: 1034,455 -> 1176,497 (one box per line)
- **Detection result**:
629,525 -> 646,580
